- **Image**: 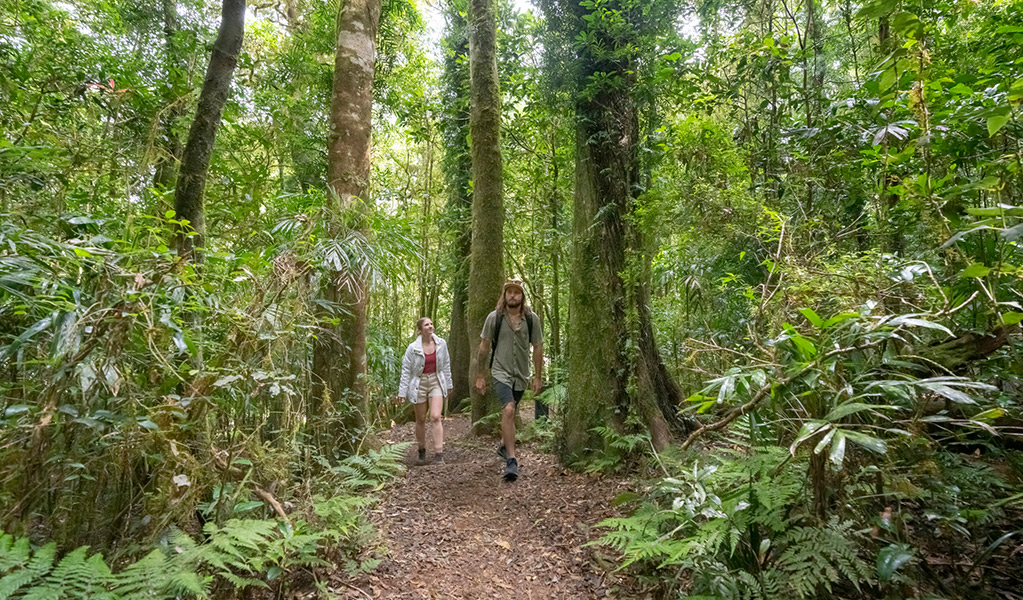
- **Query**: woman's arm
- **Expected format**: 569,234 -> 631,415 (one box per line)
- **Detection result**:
397,344 -> 414,399
442,341 -> 453,393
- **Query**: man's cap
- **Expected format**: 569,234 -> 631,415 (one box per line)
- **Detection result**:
503,278 -> 524,294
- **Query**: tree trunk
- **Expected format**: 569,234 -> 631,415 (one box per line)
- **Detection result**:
558,0 -> 684,461
310,0 -> 381,452
548,154 -> 562,364
153,0 -> 186,194
441,12 -> 472,412
466,0 -> 505,431
173,0 -> 245,261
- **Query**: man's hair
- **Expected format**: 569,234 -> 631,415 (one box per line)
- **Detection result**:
495,287 -> 530,316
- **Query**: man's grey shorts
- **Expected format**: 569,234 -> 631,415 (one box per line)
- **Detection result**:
495,380 -> 524,406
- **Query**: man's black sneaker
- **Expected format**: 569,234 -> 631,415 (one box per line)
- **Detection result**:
503,458 -> 518,482
433,452 -> 444,464
416,448 -> 427,465
497,444 -> 508,460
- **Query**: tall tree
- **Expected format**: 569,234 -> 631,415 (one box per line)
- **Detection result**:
441,3 -> 473,410
310,0 -> 382,449
549,0 -> 687,459
173,0 -> 246,260
152,0 -> 187,194
466,0 -> 505,428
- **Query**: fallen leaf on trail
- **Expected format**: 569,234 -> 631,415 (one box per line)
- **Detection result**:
496,539 -> 511,550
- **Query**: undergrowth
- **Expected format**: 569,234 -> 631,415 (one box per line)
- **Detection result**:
0,443 -> 408,599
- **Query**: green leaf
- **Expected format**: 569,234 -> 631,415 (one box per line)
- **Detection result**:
233,501 -> 264,514
1001,312 -> 1023,325
791,420 -> 828,454
877,544 -> 914,581
5,405 -> 31,418
887,315 -> 953,336
164,209 -> 176,219
988,114 -> 1010,137
821,312 -> 858,329
972,408 -> 1005,422
961,263 -> 991,278
0,314 -> 54,362
996,26 -> 1023,34
612,491 -> 643,506
829,431 -> 847,467
799,307 -> 823,328
844,430 -> 887,454
892,12 -> 924,39
949,82 -> 973,95
1011,79 -> 1023,104
1004,224 -> 1023,242
824,402 -> 889,421
926,384 -> 977,404
813,428 -> 837,455
878,67 -> 898,94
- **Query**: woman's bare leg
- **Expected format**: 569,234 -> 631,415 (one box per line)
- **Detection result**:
428,394 -> 444,453
414,401 -> 428,451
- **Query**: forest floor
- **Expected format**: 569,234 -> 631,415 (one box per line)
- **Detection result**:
331,408 -> 642,600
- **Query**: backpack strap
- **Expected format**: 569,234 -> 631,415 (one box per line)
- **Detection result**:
489,313 -> 504,369
489,311 -> 536,369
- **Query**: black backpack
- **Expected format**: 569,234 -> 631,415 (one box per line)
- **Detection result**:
489,310 -> 535,369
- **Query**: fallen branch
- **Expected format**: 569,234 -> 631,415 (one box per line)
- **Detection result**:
254,486 -> 290,523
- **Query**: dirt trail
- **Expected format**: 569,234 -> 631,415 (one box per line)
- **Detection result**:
335,413 -> 636,599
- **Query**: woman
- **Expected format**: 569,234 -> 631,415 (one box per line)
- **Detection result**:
397,317 -> 452,464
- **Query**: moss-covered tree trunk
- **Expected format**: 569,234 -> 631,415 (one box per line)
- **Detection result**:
173,0 -> 244,261
310,0 -> 381,452
466,0 -> 505,430
560,0 -> 685,461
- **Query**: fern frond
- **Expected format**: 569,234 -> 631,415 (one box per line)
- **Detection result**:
0,541 -> 55,600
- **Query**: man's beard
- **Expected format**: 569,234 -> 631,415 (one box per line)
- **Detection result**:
506,298 -> 521,309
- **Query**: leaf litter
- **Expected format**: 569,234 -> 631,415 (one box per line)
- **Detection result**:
335,413 -> 642,599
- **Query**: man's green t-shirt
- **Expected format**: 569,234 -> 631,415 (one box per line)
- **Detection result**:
480,310 -> 542,391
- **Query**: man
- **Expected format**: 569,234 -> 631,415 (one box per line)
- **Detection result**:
475,279 -> 543,482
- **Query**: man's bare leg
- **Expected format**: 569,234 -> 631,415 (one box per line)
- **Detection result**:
501,402 -> 516,459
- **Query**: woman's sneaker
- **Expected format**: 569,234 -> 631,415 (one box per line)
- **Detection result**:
433,453 -> 445,464
503,458 -> 518,482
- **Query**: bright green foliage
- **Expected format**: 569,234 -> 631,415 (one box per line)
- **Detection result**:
600,299 -> 1018,597
0,482 -> 394,599
584,422 -> 654,474
599,447 -> 872,599
322,442 -> 410,491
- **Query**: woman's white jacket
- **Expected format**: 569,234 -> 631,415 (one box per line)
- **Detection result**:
398,335 -> 453,401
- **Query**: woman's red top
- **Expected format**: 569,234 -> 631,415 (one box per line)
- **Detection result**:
423,350 -> 437,374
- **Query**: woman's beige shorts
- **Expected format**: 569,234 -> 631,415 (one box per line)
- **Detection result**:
413,372 -> 443,404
